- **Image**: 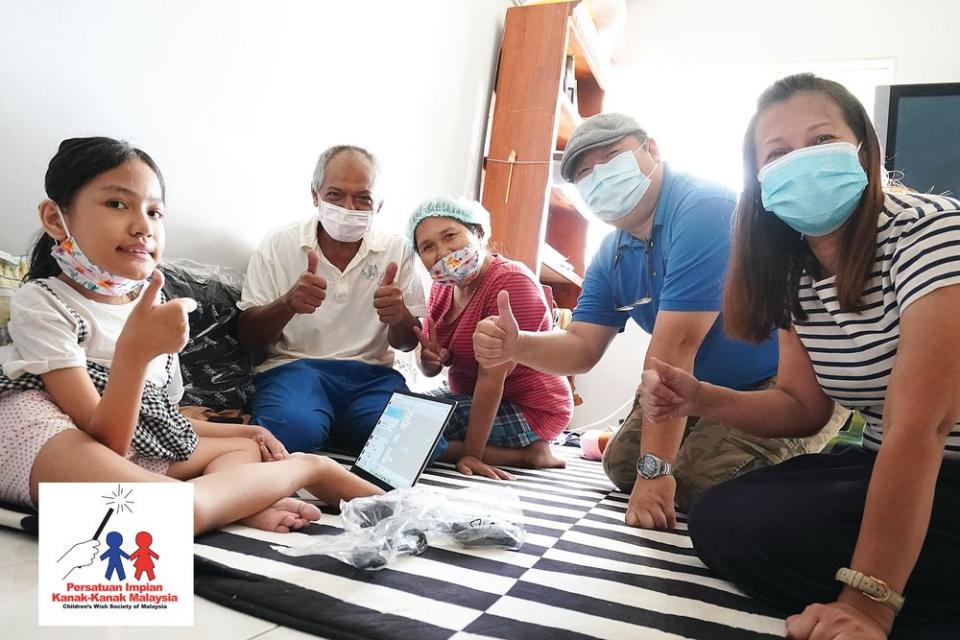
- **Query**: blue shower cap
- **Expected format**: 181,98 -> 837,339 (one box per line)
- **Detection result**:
407,196 -> 491,250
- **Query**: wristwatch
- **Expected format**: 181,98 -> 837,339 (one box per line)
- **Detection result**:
636,453 -> 673,479
835,567 -> 905,614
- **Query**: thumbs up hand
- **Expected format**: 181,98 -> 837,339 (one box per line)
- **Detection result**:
473,290 -> 520,368
637,357 -> 701,423
373,261 -> 409,326
119,271 -> 196,363
283,249 -> 327,315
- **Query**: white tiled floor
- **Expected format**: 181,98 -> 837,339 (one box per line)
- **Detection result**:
0,528 -> 326,640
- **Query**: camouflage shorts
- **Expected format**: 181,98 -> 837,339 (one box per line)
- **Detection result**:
601,381 -> 851,511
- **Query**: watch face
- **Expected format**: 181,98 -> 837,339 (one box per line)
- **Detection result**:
640,455 -> 660,477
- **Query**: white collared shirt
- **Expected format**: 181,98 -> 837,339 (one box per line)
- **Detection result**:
238,216 -> 426,373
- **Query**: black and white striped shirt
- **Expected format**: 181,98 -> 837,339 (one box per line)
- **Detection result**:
794,192 -> 960,459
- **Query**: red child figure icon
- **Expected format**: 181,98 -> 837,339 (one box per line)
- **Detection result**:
129,531 -> 159,581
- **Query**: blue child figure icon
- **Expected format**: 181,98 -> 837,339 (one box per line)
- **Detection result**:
100,531 -> 130,581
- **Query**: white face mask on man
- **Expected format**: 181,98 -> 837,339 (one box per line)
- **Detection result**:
318,200 -> 373,242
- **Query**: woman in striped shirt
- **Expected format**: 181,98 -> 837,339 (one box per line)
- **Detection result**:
407,197 -> 573,480
637,74 -> 960,639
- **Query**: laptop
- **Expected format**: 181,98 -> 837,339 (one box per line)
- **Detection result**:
351,390 -> 458,491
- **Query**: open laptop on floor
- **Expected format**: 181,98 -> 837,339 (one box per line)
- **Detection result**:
351,390 -> 457,491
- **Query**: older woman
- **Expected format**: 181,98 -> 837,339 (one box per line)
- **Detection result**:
407,197 -> 573,480
638,74 -> 960,639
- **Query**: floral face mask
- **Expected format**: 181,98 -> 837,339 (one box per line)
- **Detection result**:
50,205 -> 146,297
429,244 -> 483,286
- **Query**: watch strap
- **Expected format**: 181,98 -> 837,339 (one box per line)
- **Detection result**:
636,453 -> 673,479
835,567 -> 904,614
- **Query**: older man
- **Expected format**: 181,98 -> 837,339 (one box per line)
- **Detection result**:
238,145 -> 425,455
474,113 -> 847,528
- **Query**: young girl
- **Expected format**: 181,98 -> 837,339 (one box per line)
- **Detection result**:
638,75 -> 960,639
407,197 -> 573,480
0,137 -> 380,534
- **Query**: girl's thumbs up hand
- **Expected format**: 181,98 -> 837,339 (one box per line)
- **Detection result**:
119,270 -> 195,363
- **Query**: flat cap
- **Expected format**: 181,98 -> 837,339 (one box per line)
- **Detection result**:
560,113 -> 646,182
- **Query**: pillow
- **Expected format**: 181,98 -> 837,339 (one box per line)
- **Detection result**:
0,250 -> 28,346
160,259 -> 256,412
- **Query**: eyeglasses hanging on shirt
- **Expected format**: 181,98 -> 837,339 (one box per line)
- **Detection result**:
613,237 -> 655,311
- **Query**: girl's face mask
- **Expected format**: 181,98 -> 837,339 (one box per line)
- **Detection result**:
50,205 -> 146,297
758,141 -> 868,237
430,244 -> 483,286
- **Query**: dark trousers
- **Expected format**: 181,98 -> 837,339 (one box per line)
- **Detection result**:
688,446 -> 960,640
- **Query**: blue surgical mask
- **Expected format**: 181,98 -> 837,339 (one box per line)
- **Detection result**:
576,145 -> 658,222
758,141 -> 867,237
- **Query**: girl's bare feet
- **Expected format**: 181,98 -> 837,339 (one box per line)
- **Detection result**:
238,497 -> 322,533
522,440 -> 566,469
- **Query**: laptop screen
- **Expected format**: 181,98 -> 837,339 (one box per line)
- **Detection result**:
353,392 -> 455,490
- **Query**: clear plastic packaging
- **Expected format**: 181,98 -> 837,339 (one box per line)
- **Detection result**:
274,486 -> 526,570
277,514 -> 432,570
338,486 -> 449,531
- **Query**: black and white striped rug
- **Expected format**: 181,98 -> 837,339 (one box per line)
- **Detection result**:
0,501 -> 37,533
194,446 -> 785,639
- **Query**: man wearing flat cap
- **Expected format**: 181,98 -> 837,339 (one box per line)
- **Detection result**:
475,113 -> 847,529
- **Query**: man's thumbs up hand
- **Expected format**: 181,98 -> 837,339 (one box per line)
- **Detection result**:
373,262 -> 409,326
306,249 -> 319,275
283,249 -> 327,315
379,262 -> 398,286
473,290 -> 521,368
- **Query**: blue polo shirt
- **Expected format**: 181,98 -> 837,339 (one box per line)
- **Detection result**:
572,164 -> 778,390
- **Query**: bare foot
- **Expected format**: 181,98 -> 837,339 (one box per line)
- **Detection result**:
303,455 -> 384,505
522,440 -> 566,469
238,497 -> 322,533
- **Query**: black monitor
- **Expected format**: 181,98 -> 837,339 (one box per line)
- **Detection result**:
874,82 -> 960,196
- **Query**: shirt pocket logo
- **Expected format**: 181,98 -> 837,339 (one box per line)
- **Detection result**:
361,263 -> 381,281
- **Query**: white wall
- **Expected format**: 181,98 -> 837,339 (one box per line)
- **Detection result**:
0,0 -> 510,270
617,0 -> 960,80
601,0 -> 960,191
569,0 -> 960,429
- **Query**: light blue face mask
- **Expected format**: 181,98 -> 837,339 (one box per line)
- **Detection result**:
758,141 -> 868,237
576,144 -> 658,223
